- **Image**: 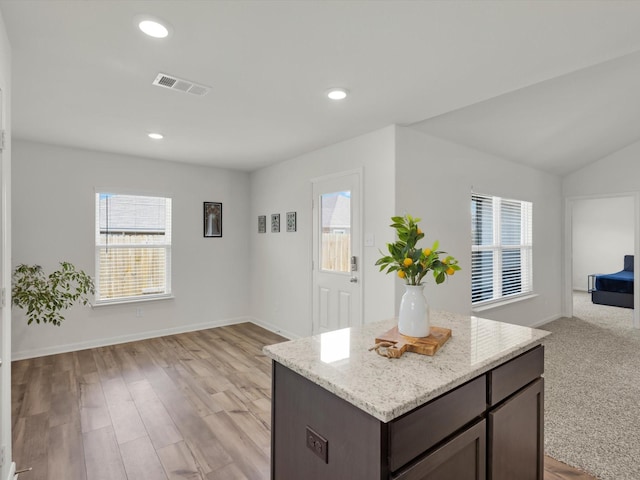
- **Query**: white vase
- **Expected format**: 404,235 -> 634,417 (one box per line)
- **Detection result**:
398,284 -> 430,337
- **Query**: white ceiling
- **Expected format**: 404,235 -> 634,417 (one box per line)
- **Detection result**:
411,50 -> 640,176
2,1 -> 640,174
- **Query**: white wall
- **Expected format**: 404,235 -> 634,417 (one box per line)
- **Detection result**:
0,8 -> 11,480
249,126 -> 396,338
563,140 -> 640,325
249,124 -> 564,335
11,140 -> 251,359
572,196 -> 634,291
396,127 -> 563,327
10,122 -> 571,356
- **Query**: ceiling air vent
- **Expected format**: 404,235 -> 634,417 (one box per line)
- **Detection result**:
152,73 -> 210,96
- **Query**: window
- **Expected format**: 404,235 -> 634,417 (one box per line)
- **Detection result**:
95,192 -> 172,303
320,190 -> 351,272
471,193 -> 532,305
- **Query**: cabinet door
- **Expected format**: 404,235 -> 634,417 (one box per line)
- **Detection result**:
488,378 -> 544,480
392,420 -> 486,480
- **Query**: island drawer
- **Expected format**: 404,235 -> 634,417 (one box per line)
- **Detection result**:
388,375 -> 486,472
488,345 -> 543,406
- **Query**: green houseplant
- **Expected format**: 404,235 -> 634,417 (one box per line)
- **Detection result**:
12,262 -> 95,326
376,215 -> 460,337
375,214 -> 460,284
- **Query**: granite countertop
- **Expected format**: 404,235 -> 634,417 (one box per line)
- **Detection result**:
263,311 -> 550,422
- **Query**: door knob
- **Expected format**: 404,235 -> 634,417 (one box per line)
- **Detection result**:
350,277 -> 358,283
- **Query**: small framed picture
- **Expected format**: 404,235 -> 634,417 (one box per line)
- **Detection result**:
271,214 -> 280,233
258,215 -> 266,233
286,212 -> 297,232
203,202 -> 222,237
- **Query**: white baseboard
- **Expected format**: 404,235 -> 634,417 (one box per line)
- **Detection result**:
529,313 -> 563,329
247,316 -> 299,341
11,316 -> 253,361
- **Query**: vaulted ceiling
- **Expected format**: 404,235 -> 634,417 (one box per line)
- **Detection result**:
2,1 -> 640,174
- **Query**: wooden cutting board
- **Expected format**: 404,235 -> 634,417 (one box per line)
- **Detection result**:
374,326 -> 451,358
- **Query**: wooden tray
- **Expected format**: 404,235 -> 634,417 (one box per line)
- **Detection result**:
374,326 -> 451,358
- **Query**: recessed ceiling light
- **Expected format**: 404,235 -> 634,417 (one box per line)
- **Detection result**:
148,133 -> 164,140
327,88 -> 349,100
138,19 -> 169,38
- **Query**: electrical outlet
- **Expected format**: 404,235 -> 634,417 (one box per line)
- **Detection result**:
135,307 -> 143,318
0,444 -> 5,468
306,426 -> 328,463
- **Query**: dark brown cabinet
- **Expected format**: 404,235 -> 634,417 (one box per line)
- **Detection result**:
393,420 -> 486,480
271,362 -> 385,480
271,345 -> 544,480
488,378 -> 544,480
388,376 -> 486,472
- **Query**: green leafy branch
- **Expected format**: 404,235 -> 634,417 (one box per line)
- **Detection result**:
375,214 -> 461,285
12,262 -> 95,326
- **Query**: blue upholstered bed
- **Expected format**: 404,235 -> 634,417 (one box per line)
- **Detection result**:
588,255 -> 634,308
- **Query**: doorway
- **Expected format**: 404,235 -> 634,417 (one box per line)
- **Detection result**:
311,170 -> 362,334
564,193 -> 640,328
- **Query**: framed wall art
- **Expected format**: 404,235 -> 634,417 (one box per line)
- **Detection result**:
286,211 -> 297,232
203,202 -> 222,237
258,215 -> 266,233
271,213 -> 280,233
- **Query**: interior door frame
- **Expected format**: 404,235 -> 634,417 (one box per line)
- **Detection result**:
563,191 -> 640,328
0,86 -> 13,480
310,168 -> 364,334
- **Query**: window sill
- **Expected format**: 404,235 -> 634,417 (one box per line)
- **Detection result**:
472,293 -> 538,313
92,294 -> 174,308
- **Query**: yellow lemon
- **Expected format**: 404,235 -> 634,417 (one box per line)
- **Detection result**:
403,258 -> 413,267
446,267 -> 455,275
417,228 -> 423,235
423,248 -> 431,256
398,270 -> 406,278
442,258 -> 449,265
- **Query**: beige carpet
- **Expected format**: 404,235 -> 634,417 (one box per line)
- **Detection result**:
542,291 -> 640,480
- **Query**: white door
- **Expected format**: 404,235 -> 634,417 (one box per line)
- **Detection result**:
312,171 -> 362,334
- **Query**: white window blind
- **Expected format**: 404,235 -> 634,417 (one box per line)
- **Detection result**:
471,193 -> 532,305
95,193 -> 172,303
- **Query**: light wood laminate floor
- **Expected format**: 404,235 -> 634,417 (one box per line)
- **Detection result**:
11,323 -> 595,480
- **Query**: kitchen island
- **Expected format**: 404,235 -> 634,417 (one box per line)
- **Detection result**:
263,311 -> 550,480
